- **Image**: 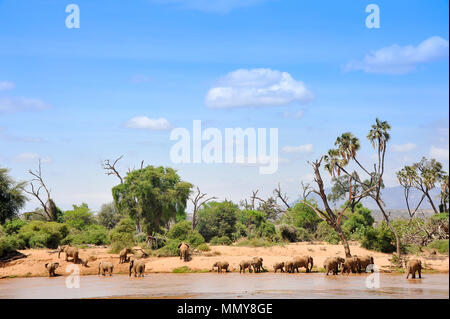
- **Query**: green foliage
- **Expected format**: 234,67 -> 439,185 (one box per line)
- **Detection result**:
112,165 -> 192,234
315,221 -> 340,244
0,234 -> 23,257
196,201 -> 239,242
277,224 -> 301,242
97,202 -> 124,230
280,201 -> 322,233
210,235 -> 232,245
153,239 -> 180,257
3,219 -> 27,235
167,220 -> 205,248
18,221 -> 69,249
63,203 -> 95,230
231,222 -> 248,241
196,243 -> 211,251
63,224 -> 110,246
172,266 -> 192,273
0,167 -> 27,224
428,240 -> 449,254
361,222 -> 396,253
109,217 -> 135,252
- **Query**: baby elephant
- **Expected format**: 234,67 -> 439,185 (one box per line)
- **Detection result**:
129,259 -> 146,277
212,261 -> 230,273
45,262 -> 59,277
273,262 -> 285,273
119,248 -> 132,264
285,260 -> 294,273
406,259 -> 422,279
98,261 -> 114,276
251,257 -> 264,273
324,257 -> 345,275
239,260 -> 253,273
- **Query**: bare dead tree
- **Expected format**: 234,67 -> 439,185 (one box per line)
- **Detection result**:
102,155 -> 124,184
191,186 -> 216,229
274,183 -> 290,209
300,181 -> 313,201
24,159 -> 59,221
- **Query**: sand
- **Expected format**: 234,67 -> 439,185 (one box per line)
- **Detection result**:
0,242 -> 448,278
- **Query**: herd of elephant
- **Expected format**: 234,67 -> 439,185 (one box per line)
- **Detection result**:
44,246 -> 145,278
44,244 -> 424,280
212,255 -> 423,279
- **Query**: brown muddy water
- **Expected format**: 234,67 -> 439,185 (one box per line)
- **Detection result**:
0,273 -> 448,299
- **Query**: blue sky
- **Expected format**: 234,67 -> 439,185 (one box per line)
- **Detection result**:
0,0 -> 449,212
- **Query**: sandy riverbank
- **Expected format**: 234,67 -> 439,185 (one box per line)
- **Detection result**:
1,242 -> 448,279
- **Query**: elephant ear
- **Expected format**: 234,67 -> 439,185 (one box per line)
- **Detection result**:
177,243 -> 182,249
54,263 -> 59,269
45,263 -> 49,268
185,243 -> 190,248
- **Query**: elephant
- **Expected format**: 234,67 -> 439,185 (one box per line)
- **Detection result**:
292,256 -> 314,273
357,255 -> 374,273
273,262 -> 285,273
324,257 -> 345,275
406,259 -> 422,279
239,260 -> 253,273
251,257 -> 264,273
178,242 -> 190,262
119,248 -> 132,264
285,260 -> 294,273
342,257 -> 361,274
78,258 -> 89,267
212,261 -> 230,273
45,262 -> 59,277
98,261 -> 114,276
129,259 -> 146,277
58,245 -> 79,263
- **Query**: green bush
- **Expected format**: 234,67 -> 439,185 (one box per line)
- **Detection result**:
153,239 -> 180,257
361,223 -> 396,253
428,240 -> 449,254
167,220 -> 192,240
18,221 -> 69,249
186,231 -> 205,247
0,234 -> 24,257
62,203 -> 95,230
234,237 -> 280,247
63,224 -> 110,246
231,222 -> 248,241
196,201 -> 239,242
109,217 -> 136,253
210,235 -> 232,246
277,224 -> 299,242
280,201 -> 322,233
3,219 -> 27,235
196,243 -> 211,251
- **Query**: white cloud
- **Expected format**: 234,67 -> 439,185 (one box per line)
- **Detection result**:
430,145 -> 449,161
125,116 -> 172,131
345,36 -> 449,74
0,97 -> 50,113
153,0 -> 267,14
282,144 -> 314,154
205,68 -> 314,109
0,81 -> 15,91
392,143 -> 416,152
13,153 -> 52,164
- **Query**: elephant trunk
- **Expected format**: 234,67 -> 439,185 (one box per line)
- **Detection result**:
129,260 -> 134,277
309,258 -> 314,272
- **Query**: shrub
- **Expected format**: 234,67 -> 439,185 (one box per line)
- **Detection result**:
231,222 -> 248,241
109,217 -> 135,252
18,221 -> 69,249
62,203 -> 95,230
428,240 -> 449,254
167,220 -> 192,240
186,231 -> 205,248
0,234 -> 24,257
277,224 -> 300,242
280,201 -> 322,233
210,235 -> 232,246
234,238 -> 280,247
63,224 -> 110,246
153,239 -> 180,257
361,223 -> 396,253
3,219 -> 27,235
196,243 -> 211,251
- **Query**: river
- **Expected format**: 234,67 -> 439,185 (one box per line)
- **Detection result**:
0,273 -> 448,299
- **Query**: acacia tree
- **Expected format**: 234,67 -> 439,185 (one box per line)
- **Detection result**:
327,173 -> 363,212
0,167 -> 27,224
397,158 -> 446,215
112,165 -> 192,235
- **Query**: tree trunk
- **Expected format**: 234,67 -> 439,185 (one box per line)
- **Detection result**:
377,204 -> 401,257
425,192 -> 439,214
334,224 -> 352,257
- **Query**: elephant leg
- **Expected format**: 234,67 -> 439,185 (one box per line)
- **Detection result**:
418,269 -> 422,278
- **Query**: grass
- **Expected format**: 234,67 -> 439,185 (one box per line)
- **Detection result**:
172,266 -> 209,273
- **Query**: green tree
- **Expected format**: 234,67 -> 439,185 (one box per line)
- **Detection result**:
196,201 -> 239,242
97,202 -> 124,229
0,167 -> 27,224
280,201 -> 321,233
63,203 -> 95,230
112,166 -> 192,235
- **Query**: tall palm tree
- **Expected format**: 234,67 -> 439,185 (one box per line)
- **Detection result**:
335,132 -> 360,160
